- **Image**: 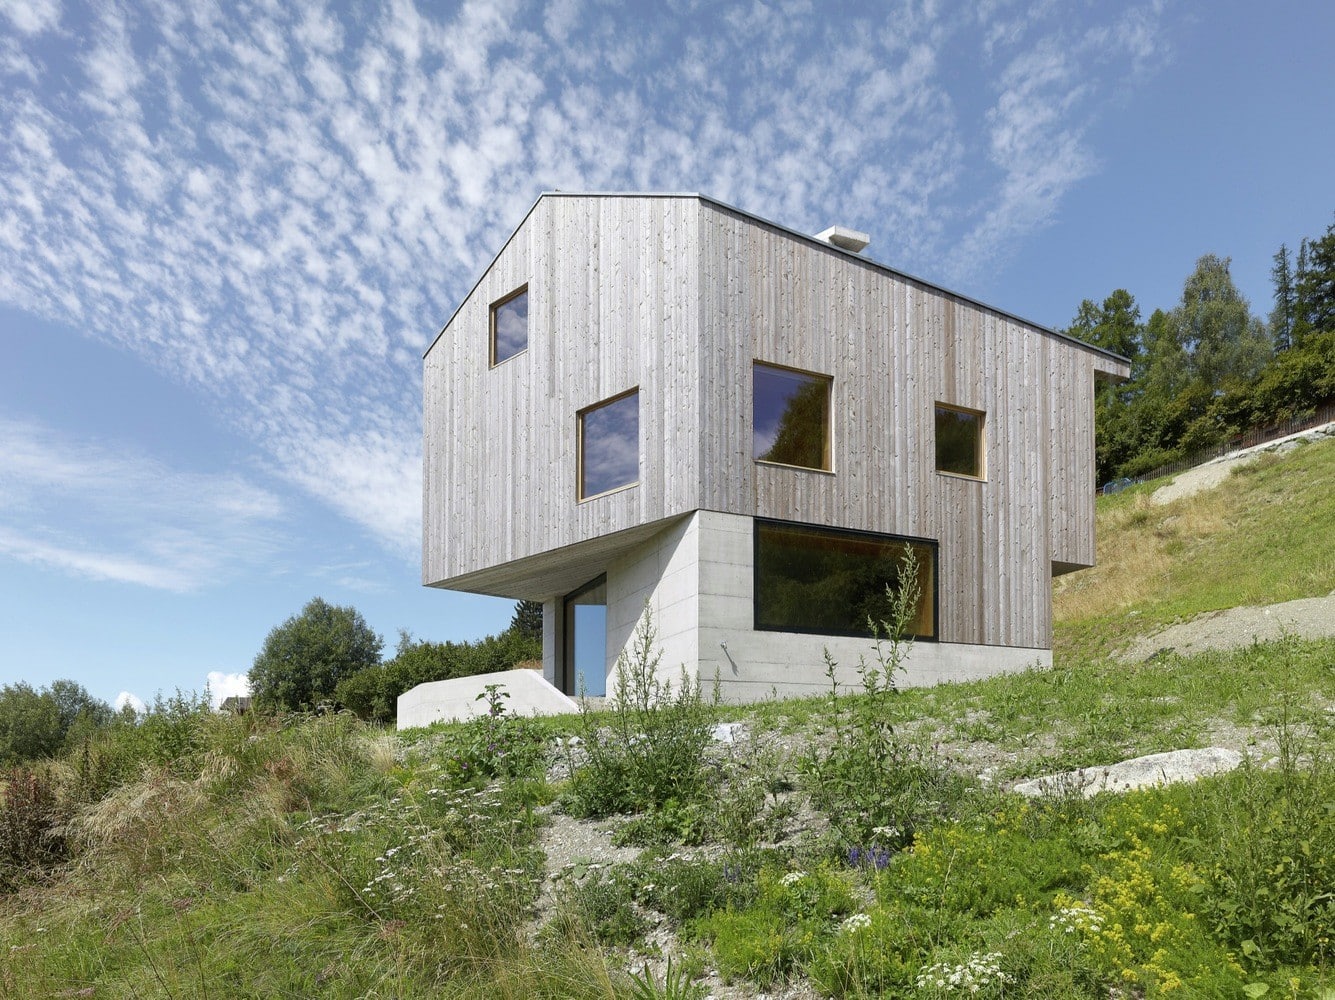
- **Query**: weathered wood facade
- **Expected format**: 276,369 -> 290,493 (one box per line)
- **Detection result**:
423,193 -> 1127,699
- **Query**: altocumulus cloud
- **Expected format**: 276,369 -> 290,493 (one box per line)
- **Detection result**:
0,418 -> 286,591
0,0 -> 1170,556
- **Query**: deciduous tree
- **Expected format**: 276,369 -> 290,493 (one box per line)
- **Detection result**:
249,598 -> 382,712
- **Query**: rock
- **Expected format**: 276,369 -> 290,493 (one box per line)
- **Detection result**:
1011,747 -> 1243,799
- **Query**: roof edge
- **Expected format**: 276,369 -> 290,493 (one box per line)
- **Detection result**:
425,191 -> 1132,369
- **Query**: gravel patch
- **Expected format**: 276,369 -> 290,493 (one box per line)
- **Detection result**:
1149,420 -> 1335,505
1119,592 -> 1335,663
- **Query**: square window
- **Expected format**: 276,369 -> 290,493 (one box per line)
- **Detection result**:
753,362 -> 832,471
490,285 -> 528,366
578,389 -> 639,500
935,404 -> 985,479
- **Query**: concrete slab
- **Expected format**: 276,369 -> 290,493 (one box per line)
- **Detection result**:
397,669 -> 579,730
1011,747 -> 1243,799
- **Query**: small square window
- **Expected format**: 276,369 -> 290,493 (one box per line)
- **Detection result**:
935,404 -> 985,479
578,389 -> 639,500
490,285 -> 528,366
753,362 -> 832,471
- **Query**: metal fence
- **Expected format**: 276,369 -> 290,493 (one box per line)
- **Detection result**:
1101,400 -> 1335,495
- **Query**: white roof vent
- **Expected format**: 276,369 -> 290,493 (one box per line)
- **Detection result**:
815,225 -> 870,254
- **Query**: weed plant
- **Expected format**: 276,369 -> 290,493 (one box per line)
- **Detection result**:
565,608 -> 718,820
800,546 -> 971,851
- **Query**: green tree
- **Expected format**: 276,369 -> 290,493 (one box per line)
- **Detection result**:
0,681 -> 113,764
248,598 -> 383,712
0,684 -> 62,764
1169,254 -> 1271,392
1298,218 -> 1335,337
509,599 -> 544,643
1270,243 -> 1296,351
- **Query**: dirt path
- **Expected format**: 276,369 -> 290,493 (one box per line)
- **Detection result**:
1119,592 -> 1335,662
1149,421 -> 1335,505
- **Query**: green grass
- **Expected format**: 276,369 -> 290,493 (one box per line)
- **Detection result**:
3,439 -> 1335,998
1054,434 -> 1335,659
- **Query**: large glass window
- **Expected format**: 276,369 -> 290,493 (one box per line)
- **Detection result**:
935,404 -> 985,479
578,389 -> 639,500
754,520 -> 937,638
753,362 -> 832,471
563,575 -> 607,696
490,285 -> 528,365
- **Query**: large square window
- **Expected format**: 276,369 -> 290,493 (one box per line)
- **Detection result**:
490,285 -> 528,366
754,520 -> 937,639
935,404 -> 985,479
753,362 -> 832,470
578,389 -> 639,500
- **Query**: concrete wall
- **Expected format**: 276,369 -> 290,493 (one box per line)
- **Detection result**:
553,510 -> 1047,705
689,511 -> 1048,702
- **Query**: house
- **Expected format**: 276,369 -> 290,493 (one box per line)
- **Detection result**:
421,193 -> 1128,704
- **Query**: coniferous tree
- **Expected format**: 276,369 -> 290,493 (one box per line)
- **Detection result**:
509,599 -> 544,642
1299,219 -> 1335,336
1294,237 -> 1313,345
1270,243 -> 1295,351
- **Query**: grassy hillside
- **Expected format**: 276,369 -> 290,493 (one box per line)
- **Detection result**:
1054,433 -> 1335,658
2,441 -> 1333,999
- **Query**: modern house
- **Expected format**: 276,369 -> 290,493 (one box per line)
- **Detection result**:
422,193 -> 1128,703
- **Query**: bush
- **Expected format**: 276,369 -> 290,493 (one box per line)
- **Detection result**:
335,626 -> 542,724
563,607 -> 717,819
0,765 -> 68,890
799,546 -> 971,851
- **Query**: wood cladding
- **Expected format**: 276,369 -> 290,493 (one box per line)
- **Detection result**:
423,194 -> 1128,649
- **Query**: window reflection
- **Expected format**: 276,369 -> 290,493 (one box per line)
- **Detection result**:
753,363 -> 831,470
579,390 -> 639,499
491,286 -> 528,365
755,520 -> 937,638
935,404 -> 985,478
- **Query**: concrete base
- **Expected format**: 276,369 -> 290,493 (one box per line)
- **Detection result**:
397,669 -> 579,730
540,510 -> 1051,704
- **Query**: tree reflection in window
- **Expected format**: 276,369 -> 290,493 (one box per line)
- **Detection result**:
754,520 -> 937,638
579,390 -> 639,499
753,363 -> 831,470
935,404 -> 985,478
491,286 -> 528,365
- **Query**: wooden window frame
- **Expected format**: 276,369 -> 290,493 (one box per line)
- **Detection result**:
489,284 -> 529,368
577,387 -> 640,502
752,360 -> 835,473
934,402 -> 987,481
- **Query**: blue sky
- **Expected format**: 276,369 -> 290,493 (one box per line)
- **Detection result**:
1,0 -> 1332,709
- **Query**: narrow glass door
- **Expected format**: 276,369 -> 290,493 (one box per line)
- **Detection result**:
562,575 -> 607,696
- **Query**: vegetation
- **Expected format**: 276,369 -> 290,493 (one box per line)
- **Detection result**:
2,409 -> 1333,998
248,596 -> 384,712
1070,211 -> 1335,482
334,620 -> 542,725
0,680 -> 111,765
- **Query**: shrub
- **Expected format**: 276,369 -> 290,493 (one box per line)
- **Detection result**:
1198,711 -> 1335,970
799,546 -> 971,851
564,607 -> 717,819
249,597 -> 383,712
0,765 -> 68,890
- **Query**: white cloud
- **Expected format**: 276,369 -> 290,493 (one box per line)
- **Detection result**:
206,671 -> 250,708
0,0 -> 61,35
0,0 -> 1170,560
0,418 -> 287,591
114,690 -> 146,714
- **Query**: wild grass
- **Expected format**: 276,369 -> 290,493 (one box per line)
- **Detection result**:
1054,434 -> 1335,658
3,441 -> 1334,997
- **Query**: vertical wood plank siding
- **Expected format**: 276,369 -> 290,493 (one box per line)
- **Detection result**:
423,196 -> 701,589
424,194 -> 1123,651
